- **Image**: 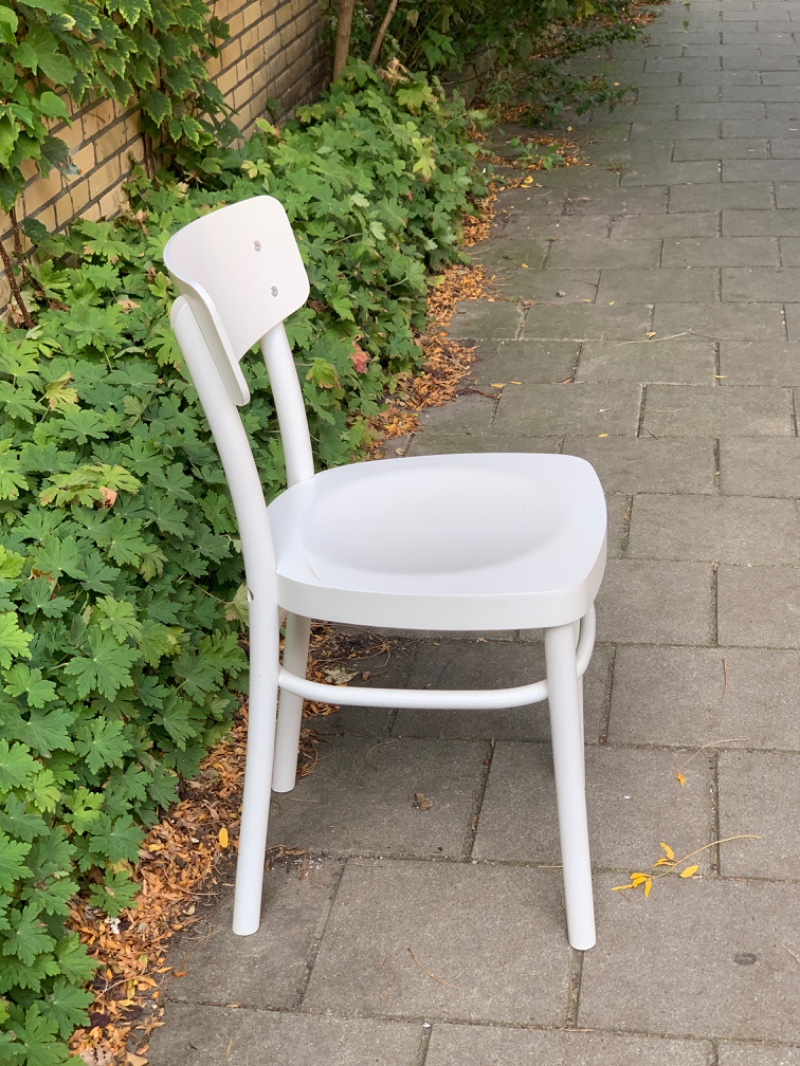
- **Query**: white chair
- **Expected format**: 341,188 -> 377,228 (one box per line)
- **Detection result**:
164,195 -> 607,951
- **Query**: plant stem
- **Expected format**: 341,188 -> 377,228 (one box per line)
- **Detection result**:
333,0 -> 356,80
0,234 -> 34,329
368,0 -> 399,65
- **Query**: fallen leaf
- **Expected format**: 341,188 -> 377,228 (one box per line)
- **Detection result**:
490,383 -> 505,388
675,771 -> 686,787
646,331 -> 657,338
598,433 -> 608,438
218,827 -> 229,848
659,841 -> 675,860
414,792 -> 434,811
680,864 -> 699,879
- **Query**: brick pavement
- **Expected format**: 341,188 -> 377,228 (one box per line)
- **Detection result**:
150,2 -> 800,1060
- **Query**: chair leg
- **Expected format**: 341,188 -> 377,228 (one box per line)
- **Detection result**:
232,600 -> 282,936
544,622 -> 596,951
272,614 -> 311,794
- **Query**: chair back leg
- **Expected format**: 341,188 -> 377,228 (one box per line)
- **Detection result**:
232,599 -> 282,936
544,621 -> 596,951
272,614 -> 312,793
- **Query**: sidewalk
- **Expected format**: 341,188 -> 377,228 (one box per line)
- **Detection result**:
150,2 -> 800,1061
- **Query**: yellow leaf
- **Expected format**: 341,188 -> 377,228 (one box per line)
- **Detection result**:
520,263 -> 529,269
653,858 -> 674,867
598,433 -> 608,438
646,331 -> 657,339
611,884 -> 634,891
630,872 -> 649,886
490,383 -> 505,388
674,771 -> 686,787
679,864 -> 699,878
644,878 -> 652,897
659,841 -> 675,860
218,827 -> 229,848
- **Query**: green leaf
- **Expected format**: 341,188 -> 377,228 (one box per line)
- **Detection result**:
35,92 -> 69,122
0,740 -> 38,791
3,905 -> 54,966
7,1005 -> 67,1066
63,630 -> 137,699
0,613 -> 33,669
41,976 -> 92,1037
3,665 -> 57,709
0,7 -> 19,46
0,832 -> 32,890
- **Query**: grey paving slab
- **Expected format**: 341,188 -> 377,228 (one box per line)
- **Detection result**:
767,138 -> 800,157
679,102 -> 767,121
630,120 -> 724,139
148,1005 -> 424,1066
596,267 -> 720,304
545,237 -> 662,269
609,645 -> 800,749
531,216 -> 614,241
724,158 -> 800,181
470,339 -> 579,385
267,736 -> 487,859
720,437 -> 800,495
719,750 -> 800,879
493,382 -> 641,436
722,264 -> 800,303
581,875 -> 800,1042
576,337 -> 716,382
637,86 -> 725,104
718,565 -> 800,647
719,341 -> 800,384
718,1044 -> 800,1065
672,137 -> 769,159
610,211 -> 720,238
532,166 -> 623,190
723,86 -> 800,101
723,209 -> 800,235
779,304 -> 800,339
474,743 -> 712,871
564,435 -> 716,493
653,303 -> 786,341
469,238 -> 551,274
520,303 -> 654,341
628,493 -> 800,563
404,429 -> 563,456
487,184 -> 566,223
492,267 -> 599,304
777,236 -> 800,265
303,860 -> 572,1024
426,1026 -> 712,1066
669,181 -> 775,213
596,559 -> 712,645
776,183 -> 800,211
681,72 -> 763,86
641,384 -> 795,436
392,640 -> 613,743
446,300 -> 522,339
161,865 -> 339,1010
620,161 -> 722,185
562,186 -> 670,215
415,393 -> 496,435
662,236 -> 779,266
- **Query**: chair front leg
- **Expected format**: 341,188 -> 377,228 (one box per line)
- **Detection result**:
544,621 -> 596,951
272,613 -> 311,793
233,600 -> 282,936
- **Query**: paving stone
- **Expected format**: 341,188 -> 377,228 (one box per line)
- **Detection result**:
161,865 -> 339,1010
637,86 -> 724,104
469,238 -> 550,275
520,303 -> 654,341
470,339 -> 579,384
778,237 -> 800,266
768,139 -> 800,157
662,236 -> 779,267
545,237 -> 662,270
724,159 -> 800,182
776,184 -> 800,211
149,1005 -> 424,1066
718,566 -> 800,648
596,559 -> 712,645
780,304 -> 800,340
628,493 -> 800,564
473,744 -> 712,871
646,55 -> 728,72
425,1026 -> 711,1066
405,430 -> 563,457
642,384 -> 794,436
494,382 -> 641,436
718,751 -> 800,879
718,1043 -> 800,1065
492,268 -> 599,304
303,860 -> 572,1024
652,303 -> 786,341
446,300 -> 522,339
610,212 -> 720,239
563,436 -> 716,493
392,637 -> 613,743
719,341 -> 800,385
679,102 -> 767,120
581,875 -> 800,1042
723,86 -> 800,102
486,185 -> 566,223
415,393 -> 496,435
672,137 -> 768,159
595,267 -> 720,304
669,181 -> 774,211
722,209 -> 800,235
759,71 -> 800,84
620,161 -> 721,185
609,645 -> 800,749
500,215 -> 612,241
576,337 -> 716,382
562,186 -> 670,215
720,437 -> 800,495
531,167 -> 624,190
630,120 -> 724,139
268,736 -> 488,859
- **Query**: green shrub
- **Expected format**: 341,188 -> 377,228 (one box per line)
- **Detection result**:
0,63 -> 485,1064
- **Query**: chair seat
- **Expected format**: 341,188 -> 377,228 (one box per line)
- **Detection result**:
268,452 -> 607,631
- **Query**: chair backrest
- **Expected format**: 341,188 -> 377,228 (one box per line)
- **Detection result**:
163,196 -> 310,407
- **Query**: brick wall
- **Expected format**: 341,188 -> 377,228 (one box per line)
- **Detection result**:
1,0 -> 329,306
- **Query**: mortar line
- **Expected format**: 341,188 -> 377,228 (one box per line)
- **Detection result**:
636,382 -> 648,438
564,948 -> 584,1028
465,740 -> 495,859
791,387 -> 799,437
619,493 -> 634,556
415,1021 -> 434,1066
296,859 -> 348,1009
597,643 -> 616,747
708,1041 -> 720,1066
709,751 -> 722,876
710,562 -> 719,648
713,439 -> 722,495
